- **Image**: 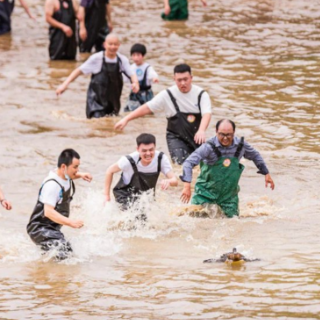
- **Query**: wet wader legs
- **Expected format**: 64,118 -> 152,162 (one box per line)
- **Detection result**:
166,131 -> 195,165
0,0 -> 14,35
161,0 -> 188,21
40,235 -> 73,261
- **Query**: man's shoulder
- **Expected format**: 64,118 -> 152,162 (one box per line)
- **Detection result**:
117,53 -> 129,63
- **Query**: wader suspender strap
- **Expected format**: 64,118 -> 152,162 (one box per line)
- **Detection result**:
126,155 -> 139,174
166,89 -> 180,113
117,55 -> 131,81
197,90 -> 205,113
206,141 -> 222,158
39,179 -> 64,196
157,152 -> 164,173
142,65 -> 150,87
70,180 -> 75,200
234,137 -> 244,159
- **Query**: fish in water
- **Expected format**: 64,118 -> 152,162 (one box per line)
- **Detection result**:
203,248 -> 260,263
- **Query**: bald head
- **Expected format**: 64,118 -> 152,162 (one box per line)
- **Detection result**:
104,34 -> 120,58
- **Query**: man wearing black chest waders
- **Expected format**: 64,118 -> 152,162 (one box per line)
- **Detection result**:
27,149 -> 92,261
105,133 -> 178,210
45,0 -> 80,60
56,34 -> 140,118
115,64 -> 212,165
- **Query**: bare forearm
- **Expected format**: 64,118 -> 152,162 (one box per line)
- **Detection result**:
46,14 -> 66,30
128,104 -> 152,120
105,171 -> 114,197
106,3 -> 111,22
198,113 -> 211,132
169,176 -> 178,187
78,6 -> 85,25
44,207 -> 72,226
62,68 -> 82,87
19,0 -> 32,17
164,0 -> 170,6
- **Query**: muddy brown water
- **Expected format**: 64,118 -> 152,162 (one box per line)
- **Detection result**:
0,0 -> 320,319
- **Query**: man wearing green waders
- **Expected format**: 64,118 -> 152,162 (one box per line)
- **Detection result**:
180,119 -> 275,217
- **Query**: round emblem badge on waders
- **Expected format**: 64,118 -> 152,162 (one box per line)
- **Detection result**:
62,1 -> 69,9
223,158 -> 231,167
187,115 -> 196,123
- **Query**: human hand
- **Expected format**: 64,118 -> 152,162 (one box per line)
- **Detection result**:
79,26 -> 87,41
131,82 -> 140,94
62,25 -> 73,37
201,0 -> 207,6
265,174 -> 275,190
56,84 -> 67,96
164,4 -> 171,15
1,199 -> 12,210
81,173 -> 92,182
180,184 -> 191,203
114,118 -> 128,130
160,179 -> 170,190
153,78 -> 159,83
194,130 -> 206,144
68,219 -> 84,228
105,194 -> 111,202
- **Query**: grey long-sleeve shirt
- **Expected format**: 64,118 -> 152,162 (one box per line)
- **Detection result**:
180,136 -> 269,183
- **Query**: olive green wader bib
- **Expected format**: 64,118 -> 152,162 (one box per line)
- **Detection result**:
191,138 -> 245,218
161,0 -> 188,20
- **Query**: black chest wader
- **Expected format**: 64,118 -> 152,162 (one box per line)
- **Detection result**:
0,0 -> 14,35
113,153 -> 164,210
49,0 -> 77,60
86,53 -> 124,118
79,0 -> 109,53
125,65 -> 154,112
27,179 -> 75,260
166,89 -> 204,164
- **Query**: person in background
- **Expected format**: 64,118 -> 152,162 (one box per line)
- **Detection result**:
78,0 -> 113,53
0,0 -> 35,35
45,0 -> 79,60
124,43 -> 159,112
56,34 -> 140,118
161,0 -> 207,21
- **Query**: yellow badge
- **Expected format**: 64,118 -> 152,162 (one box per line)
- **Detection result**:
223,158 -> 231,167
187,115 -> 196,123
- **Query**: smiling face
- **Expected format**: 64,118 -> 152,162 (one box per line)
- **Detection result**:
137,143 -> 156,166
104,35 -> 120,58
174,72 -> 193,93
63,158 -> 80,180
216,121 -> 235,147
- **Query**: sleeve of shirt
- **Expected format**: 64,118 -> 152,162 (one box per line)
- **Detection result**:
180,144 -> 212,183
146,90 -> 166,113
120,55 -> 134,77
160,154 -> 173,176
39,181 -> 62,207
147,66 -> 159,80
79,53 -> 102,75
117,156 -> 130,171
243,141 -> 269,175
199,91 -> 212,114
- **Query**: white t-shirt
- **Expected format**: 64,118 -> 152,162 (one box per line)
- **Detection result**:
123,63 -> 158,86
117,151 -> 172,185
39,170 -> 71,207
147,84 -> 212,118
79,52 -> 133,76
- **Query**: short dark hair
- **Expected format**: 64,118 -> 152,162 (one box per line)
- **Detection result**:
174,64 -> 191,75
136,133 -> 156,146
216,119 -> 236,131
130,43 -> 147,56
58,149 -> 80,167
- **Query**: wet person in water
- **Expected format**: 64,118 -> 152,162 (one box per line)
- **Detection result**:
78,0 -> 113,53
27,149 -> 92,260
56,34 -> 140,118
105,133 -> 178,210
45,0 -> 79,60
115,64 -> 212,165
0,0 -> 35,35
180,119 -> 275,218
